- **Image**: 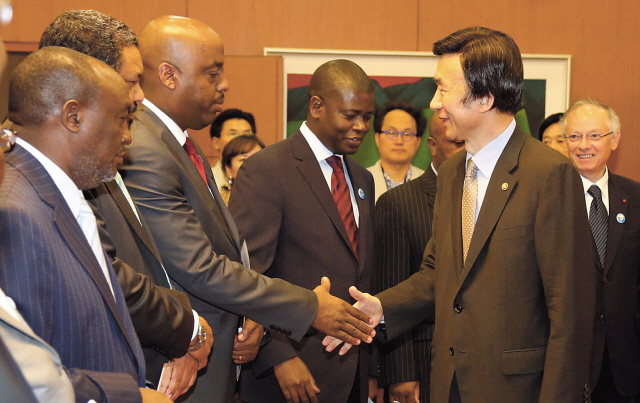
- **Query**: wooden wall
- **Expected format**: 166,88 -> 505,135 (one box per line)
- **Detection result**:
2,0 -> 639,179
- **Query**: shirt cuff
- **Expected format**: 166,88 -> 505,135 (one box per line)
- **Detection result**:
191,310 -> 199,340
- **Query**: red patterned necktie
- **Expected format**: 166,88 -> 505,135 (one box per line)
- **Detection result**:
326,155 -> 359,261
183,136 -> 209,185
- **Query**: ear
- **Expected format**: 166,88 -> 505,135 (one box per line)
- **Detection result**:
610,129 -> 621,151
427,136 -> 437,157
224,164 -> 233,179
60,100 -> 82,133
477,94 -> 495,113
309,95 -> 324,119
158,62 -> 177,90
211,136 -> 221,153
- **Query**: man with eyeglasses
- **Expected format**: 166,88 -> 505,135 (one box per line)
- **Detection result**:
562,99 -> 640,403
209,108 -> 258,195
368,101 -> 426,202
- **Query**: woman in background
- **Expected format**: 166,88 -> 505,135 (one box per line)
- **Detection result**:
220,135 -> 265,205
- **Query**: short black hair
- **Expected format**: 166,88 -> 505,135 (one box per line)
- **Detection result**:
39,10 -> 137,71
373,101 -> 427,138
8,47 -> 100,126
209,108 -> 257,139
538,112 -> 564,138
221,135 -> 265,169
433,27 -> 523,115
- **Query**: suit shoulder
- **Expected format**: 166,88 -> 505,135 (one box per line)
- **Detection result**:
610,173 -> 640,195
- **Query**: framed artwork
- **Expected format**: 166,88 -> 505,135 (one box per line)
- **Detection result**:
264,48 -> 571,170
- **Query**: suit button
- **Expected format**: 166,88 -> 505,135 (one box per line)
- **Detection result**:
454,304 -> 463,313
449,347 -> 455,356
599,314 -> 605,322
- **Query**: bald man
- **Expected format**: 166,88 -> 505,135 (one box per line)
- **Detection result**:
229,59 -> 376,403
119,17 -> 374,402
374,113 -> 464,403
0,47 -> 173,403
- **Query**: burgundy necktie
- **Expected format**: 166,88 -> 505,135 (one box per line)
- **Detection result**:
183,136 -> 209,185
326,155 -> 359,261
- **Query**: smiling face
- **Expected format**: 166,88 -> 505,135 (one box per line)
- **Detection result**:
212,118 -> 253,153
564,104 -> 620,182
430,53 -> 484,144
70,68 -> 133,190
375,109 -> 422,166
311,87 -> 375,155
541,122 -> 568,157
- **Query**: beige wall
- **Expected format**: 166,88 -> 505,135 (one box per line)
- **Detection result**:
2,0 -> 639,178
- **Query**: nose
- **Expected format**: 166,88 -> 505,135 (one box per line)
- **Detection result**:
394,133 -> 405,144
352,115 -> 368,132
131,82 -> 145,104
430,90 -> 442,111
217,71 -> 229,93
122,125 -> 132,146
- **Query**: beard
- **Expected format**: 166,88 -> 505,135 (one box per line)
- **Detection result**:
69,152 -> 116,190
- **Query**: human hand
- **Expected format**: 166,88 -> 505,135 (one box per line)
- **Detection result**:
312,277 -> 375,346
389,381 -> 419,403
189,317 -> 213,370
233,319 -> 264,364
161,354 -> 198,401
140,387 -> 173,402
322,285 -> 383,355
274,357 -> 320,403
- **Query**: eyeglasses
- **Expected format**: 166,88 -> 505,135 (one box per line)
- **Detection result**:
228,130 -> 253,137
381,130 -> 417,141
563,132 -> 613,143
1,128 -> 17,152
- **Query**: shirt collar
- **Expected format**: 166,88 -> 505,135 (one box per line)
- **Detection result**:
581,167 -> 609,198
431,162 -> 438,176
466,119 -> 516,178
143,98 -> 189,146
300,121 -> 338,163
16,137 -> 83,219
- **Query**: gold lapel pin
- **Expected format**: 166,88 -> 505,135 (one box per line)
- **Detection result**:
501,183 -> 508,191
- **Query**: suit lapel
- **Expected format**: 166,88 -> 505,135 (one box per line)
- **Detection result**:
421,168 -> 437,212
448,154 -> 466,277
104,180 -> 163,264
604,174 -> 627,279
136,105 -> 236,247
6,146 -> 139,367
458,129 -> 523,285
291,132 -> 356,260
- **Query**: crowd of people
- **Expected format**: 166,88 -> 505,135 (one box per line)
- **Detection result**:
0,7 -> 637,403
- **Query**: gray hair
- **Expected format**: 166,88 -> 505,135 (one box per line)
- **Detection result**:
560,98 -> 621,134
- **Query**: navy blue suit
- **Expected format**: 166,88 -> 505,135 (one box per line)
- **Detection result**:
0,145 -> 145,402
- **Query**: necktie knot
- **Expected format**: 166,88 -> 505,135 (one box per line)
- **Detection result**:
183,137 -> 198,156
465,158 -> 479,178
588,184 -> 602,200
326,155 -> 344,173
183,136 -> 209,186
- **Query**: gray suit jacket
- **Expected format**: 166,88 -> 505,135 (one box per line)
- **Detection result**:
229,130 -> 375,403
0,290 -> 74,402
120,104 -> 320,402
378,128 -> 596,403
374,166 -> 437,402
0,145 -> 145,403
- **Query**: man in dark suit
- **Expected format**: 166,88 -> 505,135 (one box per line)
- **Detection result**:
229,60 -> 375,403
0,47 -> 173,402
375,113 -> 463,403
326,27 -> 596,403
119,16 -> 374,403
562,99 -> 640,403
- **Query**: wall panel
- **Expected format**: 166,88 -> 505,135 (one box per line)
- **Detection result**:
188,0 -> 419,56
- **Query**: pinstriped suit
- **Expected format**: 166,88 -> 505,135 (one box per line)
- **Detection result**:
374,167 -> 437,403
0,145 -> 145,402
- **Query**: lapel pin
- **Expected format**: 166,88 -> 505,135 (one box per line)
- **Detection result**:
623,199 -> 627,203
501,183 -> 508,191
617,213 -> 625,224
358,188 -> 365,199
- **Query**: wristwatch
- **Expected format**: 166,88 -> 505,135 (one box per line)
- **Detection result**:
188,319 -> 208,352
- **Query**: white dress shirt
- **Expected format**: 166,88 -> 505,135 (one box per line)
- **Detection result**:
465,119 -> 516,220
300,121 -> 360,226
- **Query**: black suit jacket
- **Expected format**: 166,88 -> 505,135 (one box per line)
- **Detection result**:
229,130 -> 375,403
0,145 -> 145,402
120,104 -> 320,402
377,128 -> 595,403
85,181 -> 194,383
589,173 -> 640,396
374,166 -> 437,401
